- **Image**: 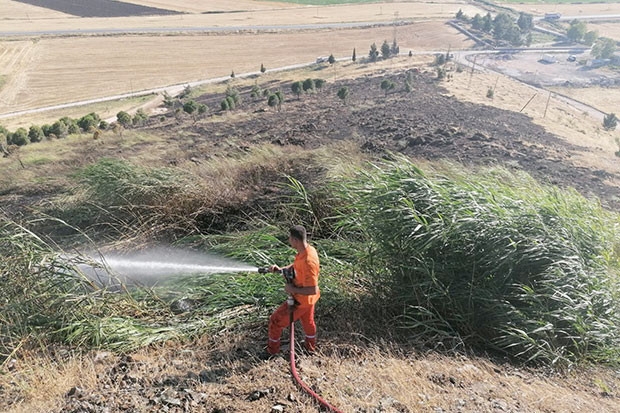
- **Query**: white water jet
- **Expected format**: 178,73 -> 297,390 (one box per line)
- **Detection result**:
78,247 -> 258,286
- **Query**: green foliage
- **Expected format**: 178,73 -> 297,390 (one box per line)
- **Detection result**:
314,78 -> 326,90
487,87 -> 495,99
381,40 -> 391,59
99,120 -> 109,131
50,120 -> 68,138
28,125 -> 44,143
226,85 -> 241,106
391,39 -> 399,56
380,79 -> 396,96
117,111 -> 132,127
78,113 -> 100,132
260,63 -> 266,73
584,30 -> 599,46
603,113 -> 618,131
183,100 -> 198,116
567,20 -> 587,42
8,128 -> 29,146
221,98 -> 230,111
517,12 -> 533,32
132,109 -> 148,126
328,54 -> 336,64
592,37 -> 617,59
352,48 -> 356,62
302,78 -> 315,93
337,86 -> 349,104
291,80 -> 303,98
336,158 -> 620,366
369,42 -> 379,62
162,91 -> 176,108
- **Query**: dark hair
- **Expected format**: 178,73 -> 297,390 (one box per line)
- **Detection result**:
289,225 -> 307,242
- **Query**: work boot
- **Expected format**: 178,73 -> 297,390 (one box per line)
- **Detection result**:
302,337 -> 316,354
267,339 -> 280,356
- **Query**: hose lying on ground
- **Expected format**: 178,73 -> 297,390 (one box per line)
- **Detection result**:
288,308 -> 344,413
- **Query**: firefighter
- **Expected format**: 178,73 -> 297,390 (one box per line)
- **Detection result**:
266,225 -> 320,356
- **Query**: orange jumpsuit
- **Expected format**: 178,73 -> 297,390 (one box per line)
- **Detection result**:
267,245 -> 320,355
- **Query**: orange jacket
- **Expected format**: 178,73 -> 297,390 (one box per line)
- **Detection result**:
292,245 -> 320,306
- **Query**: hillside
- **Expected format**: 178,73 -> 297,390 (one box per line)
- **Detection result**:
1,62 -> 620,413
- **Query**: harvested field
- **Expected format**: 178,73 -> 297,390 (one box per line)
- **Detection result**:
0,2 -> 485,34
549,85 -> 620,116
587,21 -> 620,41
0,22 -> 473,117
0,0 -> 70,18
501,2 -> 620,16
13,0 -> 179,18
124,0 -> 300,13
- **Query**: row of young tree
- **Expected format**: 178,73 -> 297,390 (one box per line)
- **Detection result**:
368,39 -> 400,62
1,113 -> 107,147
456,10 -> 533,47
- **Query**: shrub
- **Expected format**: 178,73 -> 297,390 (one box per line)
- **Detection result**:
603,113 -> 617,131
337,159 -> 620,366
28,125 -> 44,143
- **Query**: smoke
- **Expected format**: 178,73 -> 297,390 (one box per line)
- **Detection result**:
78,247 -> 257,287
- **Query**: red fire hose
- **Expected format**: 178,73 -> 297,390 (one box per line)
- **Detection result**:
288,303 -> 343,413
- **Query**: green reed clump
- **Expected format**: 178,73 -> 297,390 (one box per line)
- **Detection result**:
336,158 -> 620,366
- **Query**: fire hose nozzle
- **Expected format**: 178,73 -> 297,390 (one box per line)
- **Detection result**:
257,267 -> 270,274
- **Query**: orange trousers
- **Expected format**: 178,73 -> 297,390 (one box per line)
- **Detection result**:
267,302 -> 316,355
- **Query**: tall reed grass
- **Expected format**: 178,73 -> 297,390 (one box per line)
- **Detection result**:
335,158 -> 620,366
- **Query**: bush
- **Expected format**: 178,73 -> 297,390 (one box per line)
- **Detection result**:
28,125 -> 44,143
603,113 -> 617,131
337,159 -> 620,366
8,128 -> 29,146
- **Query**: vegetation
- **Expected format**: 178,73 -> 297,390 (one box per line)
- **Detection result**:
592,37 -> 617,59
603,113 -> 618,131
337,86 -> 349,104
2,150 -> 618,369
466,11 -> 533,46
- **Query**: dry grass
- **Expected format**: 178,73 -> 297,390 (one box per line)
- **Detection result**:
0,22 -> 472,123
501,2 -> 620,16
3,341 -> 619,413
587,21 -> 620,41
0,0 -> 70,19
0,2 -> 484,33
443,64 -> 620,183
549,85 -> 620,116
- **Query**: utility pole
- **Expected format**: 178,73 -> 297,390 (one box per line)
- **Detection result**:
544,90 -> 552,118
468,54 -> 478,89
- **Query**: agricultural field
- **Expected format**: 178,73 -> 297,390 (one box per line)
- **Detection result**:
500,2 -> 620,17
0,22 -> 473,124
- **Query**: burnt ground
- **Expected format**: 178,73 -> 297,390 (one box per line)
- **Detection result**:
149,69 -> 620,212
13,0 -> 179,18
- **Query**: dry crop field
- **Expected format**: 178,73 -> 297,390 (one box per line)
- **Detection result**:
500,2 -> 620,17
0,0 -> 480,125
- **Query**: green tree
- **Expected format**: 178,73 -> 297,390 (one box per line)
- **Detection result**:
352,48 -> 356,62
567,20 -> 587,43
314,79 -> 326,91
369,42 -> 379,62
198,104 -> 208,116
230,70 -> 235,78
28,125 -> 44,143
133,109 -> 148,126
291,81 -> 303,99
99,120 -> 109,130
381,40 -> 391,59
183,100 -> 198,120
220,99 -> 230,111
380,79 -> 395,96
225,96 -> 236,110
328,54 -> 335,64
517,12 -> 533,32
9,128 -> 29,146
337,86 -> 349,105
456,9 -> 464,20
592,37 -> 616,59
50,120 -> 69,138
117,111 -> 132,127
482,12 -> 493,33
391,39 -> 400,56
226,85 -> 241,105
603,113 -> 618,131
78,114 -> 98,132
260,63 -> 266,74
302,78 -> 315,93
471,13 -> 483,31
162,91 -> 175,108
584,30 -> 599,46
